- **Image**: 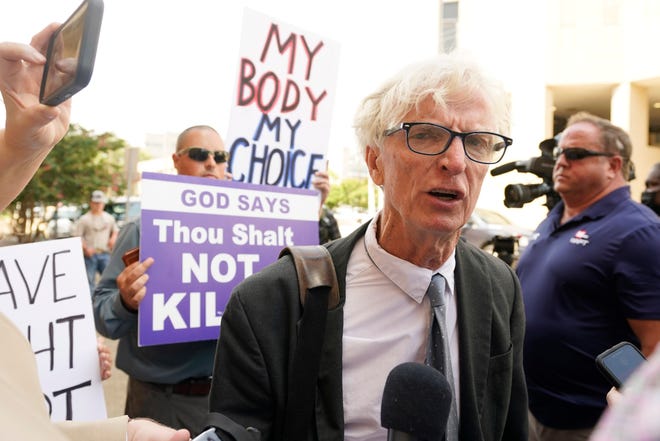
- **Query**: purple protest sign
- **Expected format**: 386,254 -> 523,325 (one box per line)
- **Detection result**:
138,172 -> 319,346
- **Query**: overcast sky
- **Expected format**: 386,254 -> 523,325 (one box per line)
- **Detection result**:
1,0 -> 439,168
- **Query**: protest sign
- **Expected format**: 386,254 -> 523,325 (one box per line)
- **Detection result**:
138,172 -> 319,346
0,237 -> 106,421
226,7 -> 340,189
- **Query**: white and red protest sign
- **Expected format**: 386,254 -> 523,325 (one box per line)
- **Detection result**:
226,8 -> 340,189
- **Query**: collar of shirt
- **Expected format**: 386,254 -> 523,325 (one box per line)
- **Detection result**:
552,186 -> 632,228
364,211 -> 457,302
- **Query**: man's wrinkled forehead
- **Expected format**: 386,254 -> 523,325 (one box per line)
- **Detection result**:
415,94 -> 497,130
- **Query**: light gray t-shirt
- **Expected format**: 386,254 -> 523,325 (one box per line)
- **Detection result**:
74,211 -> 118,252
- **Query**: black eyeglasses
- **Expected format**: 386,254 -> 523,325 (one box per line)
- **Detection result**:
552,147 -> 614,161
383,122 -> 512,165
178,147 -> 229,164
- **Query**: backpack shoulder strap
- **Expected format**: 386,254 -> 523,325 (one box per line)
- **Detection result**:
203,412 -> 261,441
278,245 -> 339,441
279,245 -> 339,308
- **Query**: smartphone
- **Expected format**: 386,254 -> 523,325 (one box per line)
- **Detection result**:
121,247 -> 140,266
39,0 -> 104,106
595,341 -> 646,388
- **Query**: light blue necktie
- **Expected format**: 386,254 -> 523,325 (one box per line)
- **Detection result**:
426,273 -> 459,441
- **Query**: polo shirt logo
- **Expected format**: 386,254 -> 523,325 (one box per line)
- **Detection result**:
569,229 -> 590,246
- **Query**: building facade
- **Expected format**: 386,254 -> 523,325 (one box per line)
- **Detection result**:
446,0 -> 660,227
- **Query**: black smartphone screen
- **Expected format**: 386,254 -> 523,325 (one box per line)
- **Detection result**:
40,0 -> 104,106
596,342 -> 646,388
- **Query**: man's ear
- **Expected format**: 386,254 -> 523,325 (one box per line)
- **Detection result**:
172,152 -> 181,172
607,155 -> 623,180
366,145 -> 384,186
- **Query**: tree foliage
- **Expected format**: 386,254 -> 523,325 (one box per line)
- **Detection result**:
326,177 -> 369,209
7,124 -> 127,242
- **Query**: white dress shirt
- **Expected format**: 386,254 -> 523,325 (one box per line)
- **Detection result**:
342,213 -> 459,441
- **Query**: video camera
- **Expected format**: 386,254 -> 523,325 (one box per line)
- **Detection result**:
490,136 -> 561,211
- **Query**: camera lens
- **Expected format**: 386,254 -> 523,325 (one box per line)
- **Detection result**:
504,183 -> 552,208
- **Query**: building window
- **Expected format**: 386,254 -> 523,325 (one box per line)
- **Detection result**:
441,1 -> 458,53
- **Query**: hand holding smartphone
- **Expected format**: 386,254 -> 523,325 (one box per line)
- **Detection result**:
595,341 -> 646,388
39,0 -> 104,106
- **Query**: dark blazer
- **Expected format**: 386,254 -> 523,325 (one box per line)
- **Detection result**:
210,222 -> 528,441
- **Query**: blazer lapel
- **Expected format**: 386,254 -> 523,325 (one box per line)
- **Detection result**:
455,241 -> 493,429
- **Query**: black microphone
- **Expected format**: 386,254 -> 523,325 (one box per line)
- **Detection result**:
490,159 -> 529,176
381,362 -> 452,441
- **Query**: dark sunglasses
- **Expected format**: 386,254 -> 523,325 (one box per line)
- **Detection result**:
553,147 -> 614,161
178,147 -> 229,164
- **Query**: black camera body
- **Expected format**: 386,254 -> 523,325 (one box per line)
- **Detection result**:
491,137 -> 561,210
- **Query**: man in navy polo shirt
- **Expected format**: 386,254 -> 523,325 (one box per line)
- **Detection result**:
516,112 -> 660,441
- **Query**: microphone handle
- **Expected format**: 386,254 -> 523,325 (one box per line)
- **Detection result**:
387,429 -> 420,441
490,161 -> 518,176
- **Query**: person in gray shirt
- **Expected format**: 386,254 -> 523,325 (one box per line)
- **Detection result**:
94,125 -> 231,436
